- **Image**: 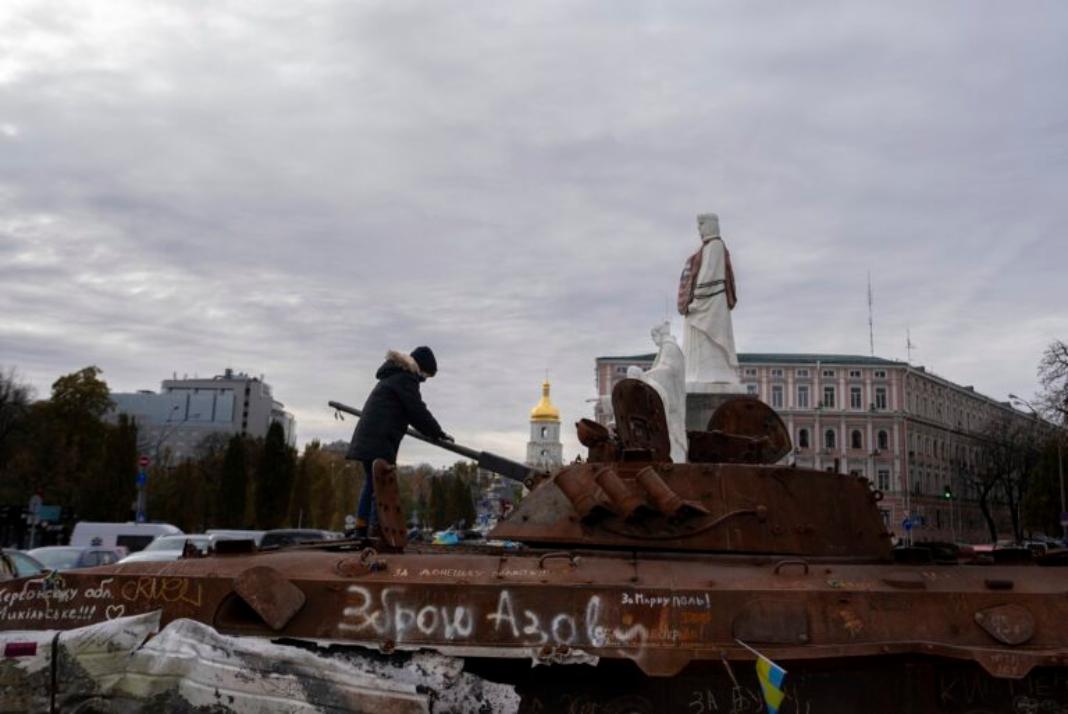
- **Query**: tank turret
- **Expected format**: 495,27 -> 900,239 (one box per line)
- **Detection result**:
490,379 -> 892,559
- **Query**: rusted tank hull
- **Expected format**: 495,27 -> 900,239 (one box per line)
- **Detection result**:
3,547 -> 1065,686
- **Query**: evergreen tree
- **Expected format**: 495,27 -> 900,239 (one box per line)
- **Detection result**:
447,472 -> 476,529
288,440 -> 318,527
89,413 -> 138,522
429,475 -> 448,530
218,435 -> 249,527
254,422 -> 296,529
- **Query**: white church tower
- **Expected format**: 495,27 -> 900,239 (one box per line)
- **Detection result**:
526,379 -> 563,471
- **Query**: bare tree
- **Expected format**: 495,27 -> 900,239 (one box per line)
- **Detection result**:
0,367 -> 34,469
964,423 -> 1008,544
1038,339 -> 1068,422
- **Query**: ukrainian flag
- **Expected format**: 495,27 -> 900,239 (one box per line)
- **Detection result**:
755,653 -> 787,714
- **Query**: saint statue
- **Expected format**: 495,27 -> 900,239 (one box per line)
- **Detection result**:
638,322 -> 689,462
678,213 -> 740,391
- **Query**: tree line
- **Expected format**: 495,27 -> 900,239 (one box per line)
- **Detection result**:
0,365 -> 492,542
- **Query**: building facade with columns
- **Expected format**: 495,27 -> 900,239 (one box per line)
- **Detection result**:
594,352 -> 1019,543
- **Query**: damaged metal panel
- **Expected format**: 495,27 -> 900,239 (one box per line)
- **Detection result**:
0,612 -> 518,713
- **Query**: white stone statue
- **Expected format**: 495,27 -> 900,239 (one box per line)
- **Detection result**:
678,213 -> 740,391
628,322 -> 689,463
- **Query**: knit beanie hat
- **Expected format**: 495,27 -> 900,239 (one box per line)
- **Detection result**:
410,346 -> 437,376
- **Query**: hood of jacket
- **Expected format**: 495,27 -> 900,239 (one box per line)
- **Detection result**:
375,350 -> 427,381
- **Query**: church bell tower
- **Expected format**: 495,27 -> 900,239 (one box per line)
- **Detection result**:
526,379 -> 563,471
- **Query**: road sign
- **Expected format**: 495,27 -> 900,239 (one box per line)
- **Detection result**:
139,455 -> 151,468
36,505 -> 61,523
902,516 -> 913,532
136,471 -> 147,487
27,493 -> 42,516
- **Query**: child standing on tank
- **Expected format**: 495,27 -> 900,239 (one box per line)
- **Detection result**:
345,346 -> 452,538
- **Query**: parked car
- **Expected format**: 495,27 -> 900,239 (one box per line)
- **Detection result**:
70,521 -> 183,554
28,546 -> 124,571
259,529 -> 338,548
206,529 -> 266,546
1,549 -> 46,580
118,534 -> 216,564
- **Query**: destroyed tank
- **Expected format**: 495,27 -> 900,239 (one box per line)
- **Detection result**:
2,383 -> 1067,713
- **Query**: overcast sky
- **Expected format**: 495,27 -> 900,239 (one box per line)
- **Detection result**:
2,1 -> 1066,466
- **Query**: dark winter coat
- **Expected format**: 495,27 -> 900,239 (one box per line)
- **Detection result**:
346,351 -> 445,462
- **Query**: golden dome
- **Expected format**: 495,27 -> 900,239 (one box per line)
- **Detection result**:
530,379 -> 560,422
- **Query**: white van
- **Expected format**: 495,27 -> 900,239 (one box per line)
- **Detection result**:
206,529 -> 266,545
70,522 -> 183,554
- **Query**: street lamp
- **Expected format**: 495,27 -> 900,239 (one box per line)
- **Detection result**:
1009,393 -> 1066,541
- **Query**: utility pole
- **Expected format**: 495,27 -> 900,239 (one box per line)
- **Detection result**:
867,272 -> 875,357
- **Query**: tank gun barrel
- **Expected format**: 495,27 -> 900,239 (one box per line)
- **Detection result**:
328,400 -> 542,486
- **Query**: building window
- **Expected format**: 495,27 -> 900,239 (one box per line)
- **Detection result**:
615,366 -> 628,375
744,368 -> 758,377
849,369 -> 862,379
874,370 -> 887,379
796,369 -> 810,377
850,386 -> 862,409
877,430 -> 889,451
746,384 -> 758,395
877,468 -> 890,491
822,386 -> 836,408
770,368 -> 784,378
824,429 -> 837,450
875,387 -> 887,410
798,428 -> 810,449
822,369 -> 836,378
851,429 -> 863,450
797,385 -> 810,408
540,426 -> 548,438
771,385 -> 784,408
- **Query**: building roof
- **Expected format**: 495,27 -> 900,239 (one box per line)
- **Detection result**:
598,352 -> 907,366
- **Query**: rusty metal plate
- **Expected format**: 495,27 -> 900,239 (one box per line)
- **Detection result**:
612,379 -> 671,461
686,429 -> 769,464
975,604 -> 1035,645
233,565 -> 306,631
575,419 -> 619,462
373,459 -> 408,551
707,397 -> 791,463
732,599 -> 809,644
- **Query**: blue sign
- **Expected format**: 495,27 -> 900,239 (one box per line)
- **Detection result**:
36,505 -> 62,523
136,470 -> 147,487
902,516 -> 913,531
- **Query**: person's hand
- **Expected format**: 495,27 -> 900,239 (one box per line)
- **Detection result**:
440,432 -> 455,443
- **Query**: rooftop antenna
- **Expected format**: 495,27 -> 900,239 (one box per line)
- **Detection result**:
906,329 -> 916,363
867,271 -> 875,357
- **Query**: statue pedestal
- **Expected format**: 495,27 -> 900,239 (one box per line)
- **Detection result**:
685,383 -> 749,431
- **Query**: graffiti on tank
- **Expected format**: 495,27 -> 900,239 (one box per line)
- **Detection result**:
119,576 -> 202,607
340,586 -> 475,642
0,576 -> 116,624
338,586 -> 658,656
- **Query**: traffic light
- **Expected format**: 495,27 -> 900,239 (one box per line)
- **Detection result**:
943,485 -> 953,500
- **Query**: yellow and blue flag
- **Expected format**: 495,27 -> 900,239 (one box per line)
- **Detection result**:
755,652 -> 787,714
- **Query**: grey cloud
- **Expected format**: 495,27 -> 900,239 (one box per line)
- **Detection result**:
2,0 -> 1066,464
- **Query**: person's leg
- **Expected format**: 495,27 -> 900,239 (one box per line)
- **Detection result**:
355,458 -> 376,537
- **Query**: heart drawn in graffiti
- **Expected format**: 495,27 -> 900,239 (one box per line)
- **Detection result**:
105,604 -> 126,620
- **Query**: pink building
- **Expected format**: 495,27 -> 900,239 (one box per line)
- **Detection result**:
594,353 -> 1020,543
